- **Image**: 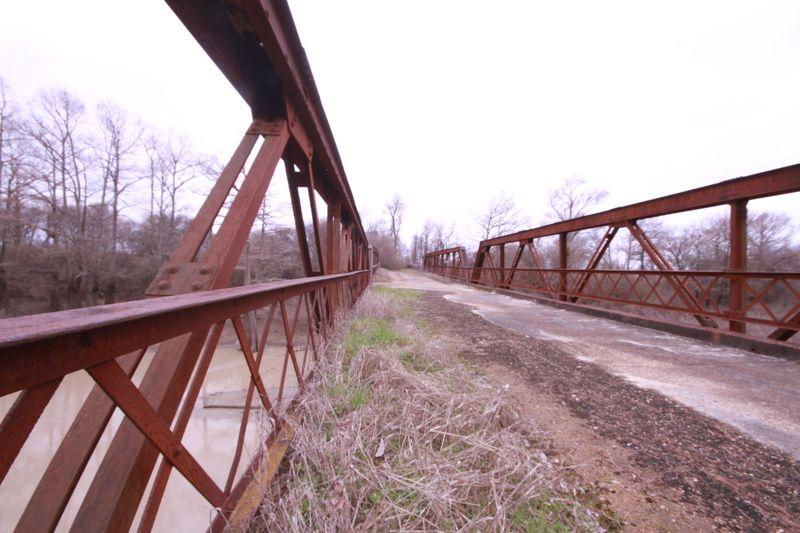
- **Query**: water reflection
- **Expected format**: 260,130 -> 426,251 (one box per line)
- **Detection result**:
0,336 -> 301,533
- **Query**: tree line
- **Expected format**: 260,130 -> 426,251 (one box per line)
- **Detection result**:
0,78 -> 304,317
397,177 -> 799,273
1,77 -> 795,318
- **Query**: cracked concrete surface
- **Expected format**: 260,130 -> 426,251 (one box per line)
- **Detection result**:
378,270 -> 800,459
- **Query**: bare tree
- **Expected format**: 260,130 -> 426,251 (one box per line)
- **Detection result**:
385,194 -> 405,253
25,89 -> 90,248
547,176 -> 608,222
25,89 -> 95,308
409,234 -> 421,264
96,101 -> 142,302
0,77 -> 9,194
419,220 -> 435,255
143,132 -> 208,260
410,220 -> 437,265
545,177 -> 608,267
0,81 -> 281,315
0,77 -> 14,309
431,222 -> 456,250
748,212 -> 796,271
0,82 -> 34,252
475,192 -> 526,241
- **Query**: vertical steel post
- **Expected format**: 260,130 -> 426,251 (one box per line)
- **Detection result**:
286,168 -> 313,277
499,244 -> 506,287
558,233 -> 568,301
729,200 -> 748,333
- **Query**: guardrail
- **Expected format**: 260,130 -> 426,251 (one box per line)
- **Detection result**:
428,265 -> 800,340
0,1 -> 378,530
0,268 -> 374,531
424,164 -> 800,344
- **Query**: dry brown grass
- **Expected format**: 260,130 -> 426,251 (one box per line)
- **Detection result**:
252,287 -> 604,532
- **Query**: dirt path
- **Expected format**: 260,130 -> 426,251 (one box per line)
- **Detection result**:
378,270 -> 800,531
380,270 -> 800,459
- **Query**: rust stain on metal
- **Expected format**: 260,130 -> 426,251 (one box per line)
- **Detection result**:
425,167 -> 800,346
0,0 -> 379,530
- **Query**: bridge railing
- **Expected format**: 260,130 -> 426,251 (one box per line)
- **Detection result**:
0,269 -> 374,531
424,164 -> 800,344
429,265 -> 800,339
0,0 -> 380,530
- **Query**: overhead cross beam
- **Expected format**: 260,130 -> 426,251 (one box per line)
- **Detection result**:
165,0 -> 367,245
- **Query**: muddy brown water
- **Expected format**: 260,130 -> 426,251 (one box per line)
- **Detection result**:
0,342 -> 301,532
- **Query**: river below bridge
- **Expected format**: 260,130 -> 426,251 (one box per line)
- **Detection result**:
0,326 -> 302,533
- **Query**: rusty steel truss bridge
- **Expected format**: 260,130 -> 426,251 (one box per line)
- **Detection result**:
0,1 -> 378,531
424,166 -> 800,357
1,1 -> 800,531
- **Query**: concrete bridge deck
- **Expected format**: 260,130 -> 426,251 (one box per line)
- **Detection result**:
379,269 -> 800,459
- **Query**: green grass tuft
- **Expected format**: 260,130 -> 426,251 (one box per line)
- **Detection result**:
372,287 -> 422,316
399,351 -> 443,373
326,380 -> 371,417
343,317 -> 411,359
511,497 -> 579,533
372,286 -> 421,301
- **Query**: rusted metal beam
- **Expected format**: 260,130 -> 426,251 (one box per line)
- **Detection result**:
504,242 -> 525,288
286,163 -> 314,277
15,349 -> 146,533
481,164 -> 800,248
426,164 -> 799,346
558,233 -> 568,301
0,378 -> 61,484
137,324 -> 223,533
158,123 -> 259,265
424,246 -> 465,257
222,310 -> 279,500
429,264 -> 800,331
0,272 -> 365,396
626,222 -> 719,328
3,2 -> 373,530
2,270 -> 370,531
570,227 -> 618,302
729,200 -> 748,333
164,0 -> 367,245
71,124 -> 290,532
499,244 -> 506,286
86,360 -> 226,507
769,312 -> 800,341
306,163 -> 326,274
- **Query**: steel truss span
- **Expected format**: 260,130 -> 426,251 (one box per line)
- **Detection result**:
425,165 -> 800,347
0,1 -> 379,531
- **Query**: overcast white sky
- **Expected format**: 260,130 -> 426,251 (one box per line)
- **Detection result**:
1,1 -> 798,245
